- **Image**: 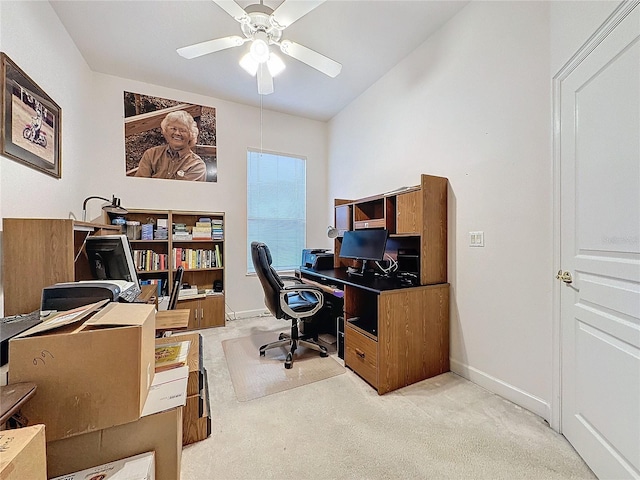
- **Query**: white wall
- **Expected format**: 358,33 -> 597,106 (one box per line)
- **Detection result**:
0,1 -> 328,318
0,0 -> 95,315
328,1 -> 553,419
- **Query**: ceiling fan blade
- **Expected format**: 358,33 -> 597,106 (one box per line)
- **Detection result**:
257,64 -> 274,95
212,0 -> 249,23
279,40 -> 342,78
177,36 -> 246,59
270,0 -> 325,29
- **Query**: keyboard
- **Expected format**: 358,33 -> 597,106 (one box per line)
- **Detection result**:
119,285 -> 142,303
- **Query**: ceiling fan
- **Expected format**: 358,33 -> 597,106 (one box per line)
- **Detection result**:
177,0 -> 342,95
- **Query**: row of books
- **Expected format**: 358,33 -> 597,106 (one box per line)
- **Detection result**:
212,219 -> 224,240
139,278 -> 167,296
133,250 -> 169,271
173,245 -> 222,269
172,219 -> 224,241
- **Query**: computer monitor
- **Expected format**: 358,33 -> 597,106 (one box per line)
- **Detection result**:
85,234 -> 140,287
339,229 -> 388,275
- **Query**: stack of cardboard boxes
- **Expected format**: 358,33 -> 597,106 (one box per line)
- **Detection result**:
3,302 -> 189,480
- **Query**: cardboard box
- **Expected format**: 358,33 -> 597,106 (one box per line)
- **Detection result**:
50,451 -> 155,480
9,303 -> 156,441
141,366 -> 189,417
156,332 -> 201,395
47,408 -> 182,480
0,424 -> 46,480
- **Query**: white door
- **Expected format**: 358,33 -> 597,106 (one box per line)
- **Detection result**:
557,2 -> 640,478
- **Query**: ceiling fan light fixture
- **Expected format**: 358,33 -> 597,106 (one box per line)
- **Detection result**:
240,53 -> 259,76
249,31 -> 270,63
267,53 -> 285,77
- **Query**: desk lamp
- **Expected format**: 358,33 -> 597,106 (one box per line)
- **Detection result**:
82,195 -> 128,222
327,226 -> 339,239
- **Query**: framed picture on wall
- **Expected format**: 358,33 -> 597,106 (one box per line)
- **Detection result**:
0,52 -> 62,178
124,91 -> 217,182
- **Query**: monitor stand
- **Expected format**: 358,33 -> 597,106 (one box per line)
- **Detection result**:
347,259 -> 370,277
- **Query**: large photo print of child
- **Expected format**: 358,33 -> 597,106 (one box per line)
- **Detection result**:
124,92 -> 217,182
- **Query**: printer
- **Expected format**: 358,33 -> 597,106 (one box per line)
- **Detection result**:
41,280 -> 134,311
301,249 -> 334,270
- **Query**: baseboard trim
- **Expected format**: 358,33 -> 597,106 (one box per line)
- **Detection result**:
450,358 -> 551,422
226,309 -> 270,321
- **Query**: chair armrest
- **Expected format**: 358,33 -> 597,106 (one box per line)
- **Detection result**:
280,275 -> 303,284
279,285 -> 324,319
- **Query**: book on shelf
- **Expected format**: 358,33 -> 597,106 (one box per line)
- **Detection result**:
172,233 -> 193,241
192,226 -> 212,239
215,244 -> 222,267
154,226 -> 168,240
154,340 -> 191,372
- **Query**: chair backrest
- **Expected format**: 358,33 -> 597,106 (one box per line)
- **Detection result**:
251,242 -> 284,319
167,266 -> 184,310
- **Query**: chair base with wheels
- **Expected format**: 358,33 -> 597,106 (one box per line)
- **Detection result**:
259,317 -> 327,369
251,241 -> 329,369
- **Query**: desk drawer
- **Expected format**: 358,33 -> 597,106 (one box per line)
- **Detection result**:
353,219 -> 386,229
345,326 -> 377,388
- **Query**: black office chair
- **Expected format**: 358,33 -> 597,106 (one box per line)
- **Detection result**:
167,266 -> 184,310
251,241 -> 328,369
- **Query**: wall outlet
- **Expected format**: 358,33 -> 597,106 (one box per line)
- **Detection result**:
469,231 -> 485,247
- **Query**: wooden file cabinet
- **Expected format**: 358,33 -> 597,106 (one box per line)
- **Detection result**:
344,282 -> 450,395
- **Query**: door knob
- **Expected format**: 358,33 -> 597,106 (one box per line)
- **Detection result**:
556,270 -> 573,284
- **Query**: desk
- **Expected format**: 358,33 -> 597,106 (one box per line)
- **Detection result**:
299,267 -> 449,395
155,309 -> 190,335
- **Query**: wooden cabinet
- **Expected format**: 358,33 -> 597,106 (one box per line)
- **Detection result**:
342,278 -> 449,395
334,202 -> 352,236
181,294 -> 224,329
110,209 -> 226,330
1,218 -> 121,315
396,190 -> 422,235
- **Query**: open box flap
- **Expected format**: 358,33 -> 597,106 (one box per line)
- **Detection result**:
84,302 -> 155,328
15,299 -> 108,338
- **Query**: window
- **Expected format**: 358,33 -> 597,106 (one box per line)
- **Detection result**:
247,149 -> 306,273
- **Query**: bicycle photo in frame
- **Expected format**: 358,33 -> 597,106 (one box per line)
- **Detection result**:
1,52 -> 61,178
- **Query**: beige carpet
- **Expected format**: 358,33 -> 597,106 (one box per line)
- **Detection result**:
222,330 -> 345,401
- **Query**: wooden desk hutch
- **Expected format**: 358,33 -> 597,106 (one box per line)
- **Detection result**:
319,174 -> 449,394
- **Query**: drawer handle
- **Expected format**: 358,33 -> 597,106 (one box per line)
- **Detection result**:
355,348 -> 365,359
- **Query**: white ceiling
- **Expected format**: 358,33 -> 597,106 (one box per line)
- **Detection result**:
50,0 -> 469,121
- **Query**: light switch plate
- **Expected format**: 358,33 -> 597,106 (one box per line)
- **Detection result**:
469,231 -> 484,247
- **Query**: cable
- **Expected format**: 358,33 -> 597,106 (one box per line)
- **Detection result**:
375,253 -> 398,276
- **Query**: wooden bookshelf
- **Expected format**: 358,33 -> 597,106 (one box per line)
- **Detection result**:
107,209 -> 226,329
